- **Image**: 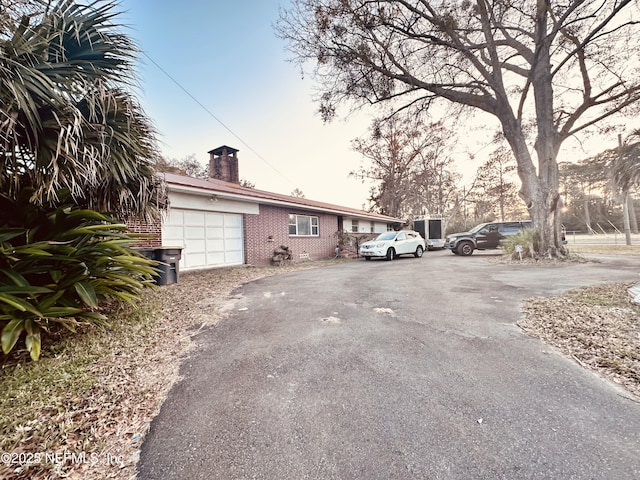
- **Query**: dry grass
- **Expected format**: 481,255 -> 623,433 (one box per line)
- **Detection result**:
565,243 -> 640,255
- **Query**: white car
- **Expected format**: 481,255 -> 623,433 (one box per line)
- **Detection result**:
359,230 -> 425,261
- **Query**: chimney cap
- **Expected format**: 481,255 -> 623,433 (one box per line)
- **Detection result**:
208,145 -> 239,156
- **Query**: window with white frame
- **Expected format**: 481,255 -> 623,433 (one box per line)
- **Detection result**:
289,214 -> 319,236
370,221 -> 375,233
351,219 -> 359,233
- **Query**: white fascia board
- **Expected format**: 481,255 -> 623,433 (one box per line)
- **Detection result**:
344,214 -> 401,223
262,200 -> 400,223
168,187 -> 259,214
168,183 -> 399,223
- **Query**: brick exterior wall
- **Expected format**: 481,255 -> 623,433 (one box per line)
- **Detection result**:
126,218 -> 162,247
244,205 -> 339,266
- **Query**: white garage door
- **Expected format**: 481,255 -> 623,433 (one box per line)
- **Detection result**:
162,209 -> 244,270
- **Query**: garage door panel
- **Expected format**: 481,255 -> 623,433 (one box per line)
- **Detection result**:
184,211 -> 205,224
224,228 -> 242,239
188,237 -> 206,249
206,226 -> 224,238
163,225 -> 183,241
165,210 -> 184,226
224,214 -> 242,227
207,239 -> 225,251
162,208 -> 244,270
207,252 -> 227,265
225,251 -> 243,264
184,252 -> 207,269
206,212 -> 224,226
185,226 -> 206,239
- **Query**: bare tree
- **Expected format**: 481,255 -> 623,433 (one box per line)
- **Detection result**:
613,131 -> 640,241
351,115 -> 458,219
277,1 -> 640,256
614,130 -> 640,193
409,122 -> 461,218
156,154 -> 208,179
471,147 -> 523,222
351,115 -> 420,218
559,158 -> 606,233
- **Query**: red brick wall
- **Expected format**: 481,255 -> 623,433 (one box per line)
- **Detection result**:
125,218 -> 162,247
244,205 -> 339,265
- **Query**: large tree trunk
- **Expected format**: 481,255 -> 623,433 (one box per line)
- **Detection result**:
524,178 -> 564,257
510,1 -> 565,257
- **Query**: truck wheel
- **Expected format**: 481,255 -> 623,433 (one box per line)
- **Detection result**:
364,256 -> 371,261
414,246 -> 424,258
457,241 -> 474,256
386,248 -> 395,261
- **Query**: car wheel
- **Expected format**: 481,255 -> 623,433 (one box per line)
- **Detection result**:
386,248 -> 395,261
364,256 -> 371,261
414,246 -> 424,258
457,241 -> 474,256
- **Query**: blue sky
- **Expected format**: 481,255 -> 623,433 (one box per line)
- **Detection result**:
118,0 -> 378,209
116,1 -> 622,212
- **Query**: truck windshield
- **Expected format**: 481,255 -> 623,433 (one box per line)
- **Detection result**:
469,223 -> 488,234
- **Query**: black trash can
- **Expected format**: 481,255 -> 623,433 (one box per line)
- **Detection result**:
133,247 -> 162,284
153,246 -> 183,285
133,247 -> 158,261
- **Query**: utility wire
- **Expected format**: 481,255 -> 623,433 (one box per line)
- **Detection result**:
142,51 -> 296,187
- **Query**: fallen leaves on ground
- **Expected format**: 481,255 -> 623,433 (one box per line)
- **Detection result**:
519,283 -> 640,399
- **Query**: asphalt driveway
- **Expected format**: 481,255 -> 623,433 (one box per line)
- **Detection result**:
138,251 -> 640,479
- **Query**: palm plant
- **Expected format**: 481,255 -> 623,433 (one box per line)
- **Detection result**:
0,0 -> 167,359
613,130 -> 640,193
0,0 -> 166,220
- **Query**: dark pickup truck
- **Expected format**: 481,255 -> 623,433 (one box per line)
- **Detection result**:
444,221 -> 533,255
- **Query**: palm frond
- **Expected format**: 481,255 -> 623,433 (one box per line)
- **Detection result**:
0,0 -> 166,222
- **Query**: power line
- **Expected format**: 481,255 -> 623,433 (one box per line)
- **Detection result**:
141,51 -> 296,187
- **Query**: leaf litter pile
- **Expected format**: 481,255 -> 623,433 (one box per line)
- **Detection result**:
1,258 -> 639,480
520,283 -> 640,399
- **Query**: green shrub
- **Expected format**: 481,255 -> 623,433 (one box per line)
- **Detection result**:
0,190 -> 158,360
501,228 -> 541,259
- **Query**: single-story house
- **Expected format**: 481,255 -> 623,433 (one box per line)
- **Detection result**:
131,146 -> 403,271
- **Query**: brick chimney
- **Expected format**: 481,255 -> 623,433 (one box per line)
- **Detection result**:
208,145 -> 239,183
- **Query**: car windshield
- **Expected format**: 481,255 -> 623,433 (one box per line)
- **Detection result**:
375,232 -> 397,241
468,223 -> 489,234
